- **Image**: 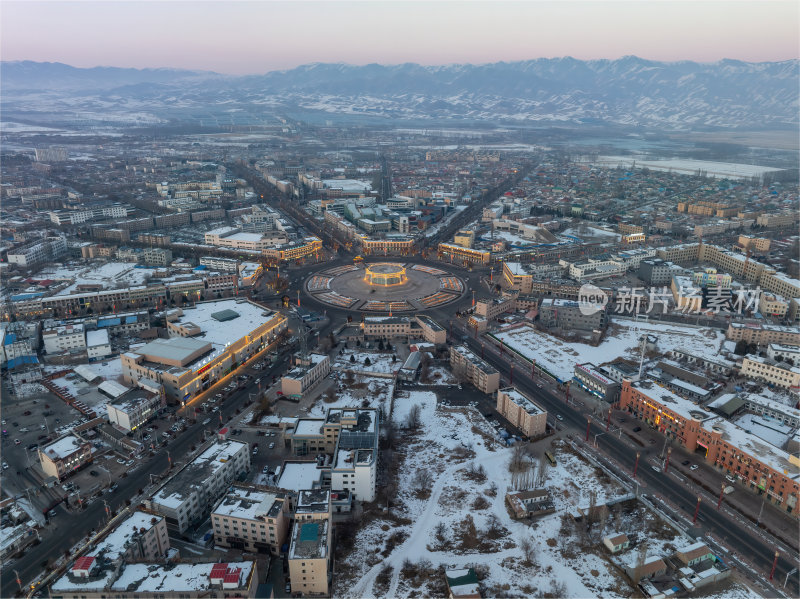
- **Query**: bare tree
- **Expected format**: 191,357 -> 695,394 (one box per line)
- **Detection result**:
405,404 -> 422,430
520,535 -> 537,566
632,541 -> 649,583
412,468 -> 433,491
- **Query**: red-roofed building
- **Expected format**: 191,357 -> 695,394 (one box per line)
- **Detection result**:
223,568 -> 242,589
209,562 -> 228,584
72,556 -> 98,578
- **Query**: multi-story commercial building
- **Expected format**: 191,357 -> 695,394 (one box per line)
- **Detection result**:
42,322 -> 86,354
360,236 -> 415,256
612,248 -> 656,270
496,387 -> 547,437
211,487 -> 290,555
7,235 -> 67,268
361,315 -> 446,344
620,380 -> 799,516
656,243 -> 700,265
39,435 -> 93,480
144,440 -> 251,533
204,226 -> 281,251
736,392 -> 800,428
538,298 -> 608,331
288,518 -> 332,596
263,237 -> 323,262
741,355 -> 800,389
438,242 -> 491,266
726,323 -> 800,347
122,299 -> 286,402
281,354 -> 331,398
572,363 -> 622,402
0,321 -> 40,369
450,345 -> 500,394
106,387 -> 166,432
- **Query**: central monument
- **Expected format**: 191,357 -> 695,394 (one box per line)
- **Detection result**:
363,263 -> 408,287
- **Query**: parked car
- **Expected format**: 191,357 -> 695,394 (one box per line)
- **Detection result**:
633,426 -> 642,432
90,470 -> 99,477
269,442 -> 275,450
682,460 -> 690,466
726,474 -> 736,483
2,462 -> 8,470
252,446 -> 258,455
556,414 -> 563,421
23,410 -> 31,416
117,458 -> 126,464
690,465 -> 699,471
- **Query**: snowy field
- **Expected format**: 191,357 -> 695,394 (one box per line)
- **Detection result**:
37,262 -> 151,295
492,320 -> 725,382
336,401 -> 634,598
561,225 -> 621,242
334,350 -> 399,376
589,156 -> 784,180
335,398 -> 757,598
308,376 -> 394,418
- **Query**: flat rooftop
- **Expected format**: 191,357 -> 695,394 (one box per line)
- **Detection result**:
41,435 -> 86,460
277,461 -> 324,492
289,519 -> 329,560
212,487 -> 284,520
500,387 -> 545,415
150,440 -> 248,510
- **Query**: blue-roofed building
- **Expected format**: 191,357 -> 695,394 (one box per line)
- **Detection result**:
1,321 -> 40,370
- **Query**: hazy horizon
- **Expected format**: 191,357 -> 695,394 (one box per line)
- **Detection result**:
2,1 -> 797,76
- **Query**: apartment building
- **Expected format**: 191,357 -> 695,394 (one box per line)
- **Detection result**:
741,356 -> 800,389
49,205 -> 130,225
144,440 -> 251,533
756,212 -> 797,228
691,268 -> 732,289
288,518 -> 332,596
7,235 -> 67,268
281,354 -> 331,398
726,323 -> 800,347
200,256 -> 240,272
565,257 -> 626,282
450,344 -> 500,394
759,293 -> 789,318
142,247 -> 173,266
496,387 -> 547,437
671,276 -> 703,312
760,273 -> 800,302
738,236 -> 771,252
453,229 -> 475,248
211,487 -> 290,555
620,380 -> 799,516
502,262 -> 533,293
638,259 -> 676,286
656,243 -> 700,264
39,435 -> 93,480
263,237 -> 323,262
538,298 -> 608,331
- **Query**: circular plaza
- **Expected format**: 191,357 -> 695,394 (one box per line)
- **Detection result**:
305,262 -> 465,312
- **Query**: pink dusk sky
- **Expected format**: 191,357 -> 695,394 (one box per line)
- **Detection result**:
2,1 -> 797,75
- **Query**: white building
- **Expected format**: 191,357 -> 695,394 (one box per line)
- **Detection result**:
144,440 -> 251,534
49,206 -> 130,225
106,387 -> 166,432
281,354 -> 331,398
86,329 -> 112,360
7,235 -> 67,268
43,322 -> 86,354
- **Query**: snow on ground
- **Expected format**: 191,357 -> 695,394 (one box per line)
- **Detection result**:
336,400 -> 633,599
308,376 -> 393,418
590,156 -> 784,180
561,225 -> 621,241
392,391 -> 437,428
13,382 -> 47,398
420,366 -> 456,386
334,350 -> 399,376
492,320 -> 725,382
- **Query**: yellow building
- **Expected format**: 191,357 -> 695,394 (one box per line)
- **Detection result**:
288,518 -> 332,596
438,242 -> 490,266
741,356 -> 800,389
453,229 -> 476,248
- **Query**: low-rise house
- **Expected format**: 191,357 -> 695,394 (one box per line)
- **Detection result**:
445,567 -> 481,599
505,489 -> 555,519
602,533 -> 630,554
